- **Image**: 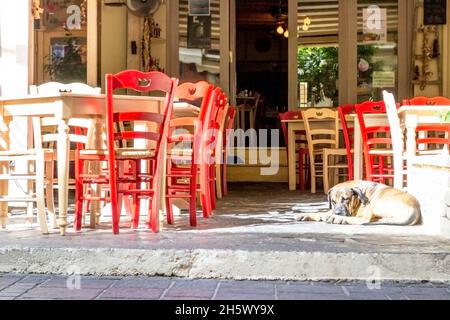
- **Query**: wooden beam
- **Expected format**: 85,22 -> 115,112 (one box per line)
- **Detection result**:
87,0 -> 98,87
288,0 -> 298,110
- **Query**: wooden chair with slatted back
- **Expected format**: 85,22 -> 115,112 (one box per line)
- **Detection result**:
301,108 -> 348,194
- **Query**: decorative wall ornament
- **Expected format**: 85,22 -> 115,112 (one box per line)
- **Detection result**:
419,25 -> 438,91
31,0 -> 44,20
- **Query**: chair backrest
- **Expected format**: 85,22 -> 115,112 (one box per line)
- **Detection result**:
30,82 -> 101,95
224,106 -> 237,146
205,88 -> 228,165
106,70 -> 178,176
32,117 -> 95,151
301,108 -> 339,157
168,81 -> 215,164
354,100 -> 391,151
403,96 -> 450,106
337,104 -> 355,180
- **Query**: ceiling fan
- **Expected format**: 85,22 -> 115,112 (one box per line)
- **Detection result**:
270,0 -> 288,23
104,0 -> 162,17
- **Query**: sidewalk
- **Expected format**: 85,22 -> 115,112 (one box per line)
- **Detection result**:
1,273 -> 450,300
1,184 -> 450,282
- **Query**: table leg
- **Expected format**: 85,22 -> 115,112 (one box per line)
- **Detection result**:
57,121 -> 70,236
353,117 -> 363,181
288,124 -> 297,191
405,115 -> 418,189
0,116 -> 10,228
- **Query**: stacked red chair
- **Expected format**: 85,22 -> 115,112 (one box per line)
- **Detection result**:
165,81 -> 215,226
74,70 -> 178,234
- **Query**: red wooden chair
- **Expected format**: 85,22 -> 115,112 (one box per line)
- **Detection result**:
165,81 -> 215,226
74,70 -> 178,234
355,100 -> 394,184
403,96 -> 450,153
337,105 -> 355,181
279,111 -> 309,190
403,96 -> 450,106
221,106 -> 237,197
207,90 -> 228,212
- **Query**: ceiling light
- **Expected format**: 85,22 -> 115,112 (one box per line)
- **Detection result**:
277,25 -> 285,35
284,29 -> 289,38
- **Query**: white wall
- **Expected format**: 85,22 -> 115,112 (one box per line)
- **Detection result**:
0,0 -> 30,97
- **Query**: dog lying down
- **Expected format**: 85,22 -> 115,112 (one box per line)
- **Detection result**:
297,181 -> 422,226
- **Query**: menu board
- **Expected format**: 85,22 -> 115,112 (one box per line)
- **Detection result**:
424,0 -> 447,25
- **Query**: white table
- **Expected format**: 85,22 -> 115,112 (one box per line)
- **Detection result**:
398,105 -> 450,187
0,93 -> 166,235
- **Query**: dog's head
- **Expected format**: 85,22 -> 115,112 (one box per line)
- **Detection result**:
328,186 -> 370,217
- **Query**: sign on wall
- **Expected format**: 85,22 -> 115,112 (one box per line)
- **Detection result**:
189,0 -> 210,16
362,6 -> 387,43
373,71 -> 396,88
424,0 -> 447,25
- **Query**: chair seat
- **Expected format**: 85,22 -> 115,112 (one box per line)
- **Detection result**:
80,148 -> 155,159
368,149 -> 394,155
0,149 -> 54,157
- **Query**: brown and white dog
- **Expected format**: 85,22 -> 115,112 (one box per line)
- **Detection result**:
297,181 -> 422,225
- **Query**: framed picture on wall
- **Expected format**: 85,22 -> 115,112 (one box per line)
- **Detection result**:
188,0 -> 211,16
187,15 -> 212,48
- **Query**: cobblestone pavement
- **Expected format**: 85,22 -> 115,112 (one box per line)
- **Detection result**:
1,273 -> 449,300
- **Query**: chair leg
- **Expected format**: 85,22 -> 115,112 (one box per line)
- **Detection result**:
222,160 -> 228,196
298,151 -> 305,191
0,162 -> 8,229
74,154 -> 84,231
129,160 -> 140,229
310,155 -> 316,194
45,160 -> 57,229
189,165 -> 198,227
166,196 -> 173,225
35,153 -> 49,235
215,162 -> 222,199
209,165 -> 216,212
323,153 -> 330,194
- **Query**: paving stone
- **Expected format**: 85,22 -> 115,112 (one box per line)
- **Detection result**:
98,287 -> 164,300
19,275 -> 52,284
20,287 -> 103,300
214,293 -> 276,300
277,283 -> 343,294
164,281 -> 218,299
0,274 -> 24,290
40,277 -> 117,289
401,287 -> 450,296
277,293 -> 351,300
405,294 -> 450,300
0,296 -> 16,300
218,281 -> 277,295
112,277 -> 172,289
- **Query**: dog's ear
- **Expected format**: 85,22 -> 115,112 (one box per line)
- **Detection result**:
351,187 -> 369,205
327,187 -> 335,209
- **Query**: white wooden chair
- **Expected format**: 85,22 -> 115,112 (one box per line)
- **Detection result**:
301,108 -> 349,194
0,123 -> 56,234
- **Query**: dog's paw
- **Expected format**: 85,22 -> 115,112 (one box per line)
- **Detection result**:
325,214 -> 348,225
296,214 -> 312,222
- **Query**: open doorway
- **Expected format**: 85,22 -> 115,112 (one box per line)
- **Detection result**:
235,0 -> 288,134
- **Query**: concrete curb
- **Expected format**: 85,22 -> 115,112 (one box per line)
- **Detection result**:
1,247 -> 450,282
